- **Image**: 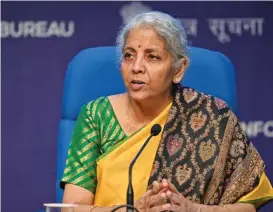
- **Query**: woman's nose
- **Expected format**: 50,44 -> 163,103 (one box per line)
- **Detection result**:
132,57 -> 145,74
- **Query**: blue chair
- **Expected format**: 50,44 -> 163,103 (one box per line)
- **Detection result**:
56,46 -> 237,203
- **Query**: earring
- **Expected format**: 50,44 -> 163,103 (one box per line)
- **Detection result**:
174,78 -> 179,83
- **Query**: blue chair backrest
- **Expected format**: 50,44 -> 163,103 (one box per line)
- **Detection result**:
56,46 -> 237,202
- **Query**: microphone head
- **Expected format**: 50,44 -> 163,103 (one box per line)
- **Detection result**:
151,124 -> 162,136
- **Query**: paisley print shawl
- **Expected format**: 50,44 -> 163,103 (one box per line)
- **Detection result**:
148,84 -> 265,205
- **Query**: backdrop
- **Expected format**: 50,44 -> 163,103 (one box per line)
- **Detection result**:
2,1 -> 273,212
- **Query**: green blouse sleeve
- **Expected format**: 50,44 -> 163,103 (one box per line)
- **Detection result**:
60,102 -> 100,194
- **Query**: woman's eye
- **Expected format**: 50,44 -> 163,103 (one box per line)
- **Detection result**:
148,54 -> 160,60
124,52 -> 133,59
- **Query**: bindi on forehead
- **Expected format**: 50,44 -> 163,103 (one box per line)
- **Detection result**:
138,45 -> 141,48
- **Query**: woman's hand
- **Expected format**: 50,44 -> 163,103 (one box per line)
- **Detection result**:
161,179 -> 200,212
134,180 -> 171,212
134,179 -> 256,212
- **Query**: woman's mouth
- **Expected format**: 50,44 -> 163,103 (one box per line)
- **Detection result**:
130,80 -> 146,90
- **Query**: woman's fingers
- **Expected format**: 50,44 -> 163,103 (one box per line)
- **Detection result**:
164,179 -> 179,194
135,188 -> 168,212
167,204 -> 181,212
152,181 -> 168,195
149,203 -> 171,212
143,189 -> 153,197
137,180 -> 189,212
148,192 -> 168,207
161,179 -> 169,190
136,189 -> 168,210
166,190 -> 182,205
152,181 -> 161,194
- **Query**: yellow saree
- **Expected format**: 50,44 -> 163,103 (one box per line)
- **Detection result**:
94,102 -> 172,206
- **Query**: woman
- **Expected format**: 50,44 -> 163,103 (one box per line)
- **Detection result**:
60,11 -> 273,212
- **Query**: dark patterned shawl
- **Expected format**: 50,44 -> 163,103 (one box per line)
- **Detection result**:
148,84 -> 265,205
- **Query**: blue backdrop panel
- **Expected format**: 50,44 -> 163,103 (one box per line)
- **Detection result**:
2,2 -> 273,212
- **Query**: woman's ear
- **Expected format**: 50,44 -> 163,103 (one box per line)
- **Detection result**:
173,58 -> 189,83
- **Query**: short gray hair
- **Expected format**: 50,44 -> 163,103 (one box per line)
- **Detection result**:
116,11 -> 190,69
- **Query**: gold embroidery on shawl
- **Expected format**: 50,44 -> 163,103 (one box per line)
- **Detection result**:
183,89 -> 198,103
204,110 -> 235,204
199,140 -> 216,162
175,165 -> 192,186
220,144 -> 264,204
190,111 -> 207,132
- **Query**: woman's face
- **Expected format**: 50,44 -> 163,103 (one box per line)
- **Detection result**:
121,27 -> 180,102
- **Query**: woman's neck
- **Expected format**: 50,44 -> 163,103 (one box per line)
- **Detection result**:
127,93 -> 173,124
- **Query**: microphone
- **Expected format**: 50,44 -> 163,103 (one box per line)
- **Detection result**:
126,124 -> 162,212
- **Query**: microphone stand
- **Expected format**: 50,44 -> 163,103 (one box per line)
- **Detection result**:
126,133 -> 155,212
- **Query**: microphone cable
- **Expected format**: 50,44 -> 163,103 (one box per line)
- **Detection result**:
110,204 -> 139,212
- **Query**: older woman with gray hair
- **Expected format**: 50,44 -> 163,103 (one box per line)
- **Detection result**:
60,11 -> 273,212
